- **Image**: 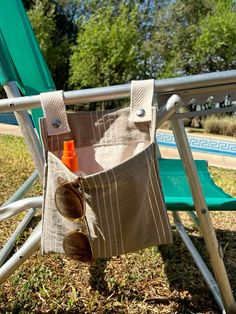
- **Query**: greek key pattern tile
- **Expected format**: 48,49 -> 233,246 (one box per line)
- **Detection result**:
0,113 -> 18,125
156,131 -> 236,157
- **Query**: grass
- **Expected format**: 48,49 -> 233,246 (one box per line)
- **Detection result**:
0,135 -> 236,313
202,115 -> 236,137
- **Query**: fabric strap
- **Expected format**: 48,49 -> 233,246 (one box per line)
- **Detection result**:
129,79 -> 154,123
40,90 -> 71,136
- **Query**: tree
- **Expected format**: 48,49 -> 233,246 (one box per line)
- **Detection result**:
152,0 -> 236,77
24,0 -> 236,93
69,3 -> 144,89
152,0 -> 214,77
193,0 -> 236,72
27,0 -> 78,89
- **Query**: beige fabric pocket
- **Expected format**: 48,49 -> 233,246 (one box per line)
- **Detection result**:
40,81 -> 172,259
41,141 -> 172,258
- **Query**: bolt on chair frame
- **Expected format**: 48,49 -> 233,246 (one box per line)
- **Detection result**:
0,71 -> 236,313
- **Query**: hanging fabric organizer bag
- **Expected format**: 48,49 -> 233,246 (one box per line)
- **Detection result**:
40,80 -> 172,261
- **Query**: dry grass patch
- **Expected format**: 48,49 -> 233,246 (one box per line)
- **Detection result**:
202,115 -> 236,137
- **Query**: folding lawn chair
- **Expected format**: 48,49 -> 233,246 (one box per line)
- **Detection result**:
0,1 -> 236,313
1,76 -> 236,313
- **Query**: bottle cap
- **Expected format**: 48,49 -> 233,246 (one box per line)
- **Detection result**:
62,139 -> 79,173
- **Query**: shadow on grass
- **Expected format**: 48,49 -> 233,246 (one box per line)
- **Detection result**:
158,227 -> 236,313
89,258 -> 110,295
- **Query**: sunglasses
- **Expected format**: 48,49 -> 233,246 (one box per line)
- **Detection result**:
55,176 -> 93,262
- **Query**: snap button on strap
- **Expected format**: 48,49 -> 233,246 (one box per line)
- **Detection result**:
136,108 -> 146,117
52,119 -> 62,128
40,90 -> 71,136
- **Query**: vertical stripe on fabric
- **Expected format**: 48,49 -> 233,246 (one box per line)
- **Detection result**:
54,135 -> 57,153
91,175 -> 106,257
97,173 -> 113,256
146,188 -> 161,243
51,160 -> 57,253
96,111 -> 102,141
144,147 -> 166,243
90,112 -> 96,143
150,155 -> 173,240
114,111 -> 119,142
51,136 -> 54,153
58,134 -> 61,153
50,160 -> 56,252
54,168 -> 65,253
101,110 -> 107,144
107,110 -> 113,144
144,152 -> 162,243
85,179 -> 101,257
105,171 -> 119,255
110,169 -> 125,254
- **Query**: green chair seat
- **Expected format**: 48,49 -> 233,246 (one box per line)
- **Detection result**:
159,158 -> 236,211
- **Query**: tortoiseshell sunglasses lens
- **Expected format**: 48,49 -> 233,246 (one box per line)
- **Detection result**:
63,231 -> 93,262
55,179 -> 84,220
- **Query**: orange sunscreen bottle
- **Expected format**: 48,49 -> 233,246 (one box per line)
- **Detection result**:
62,140 -> 79,173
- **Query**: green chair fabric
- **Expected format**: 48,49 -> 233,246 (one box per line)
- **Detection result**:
0,30 -> 23,92
159,158 -> 236,211
0,0 -> 55,134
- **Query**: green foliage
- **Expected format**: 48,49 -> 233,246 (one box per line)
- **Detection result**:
69,3 -> 148,89
27,0 -> 76,89
28,0 -> 56,55
153,0 -> 236,77
193,0 -> 236,72
23,0 -> 236,91
153,0 -> 214,77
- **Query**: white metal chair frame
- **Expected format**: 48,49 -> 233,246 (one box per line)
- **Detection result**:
0,71 -> 236,313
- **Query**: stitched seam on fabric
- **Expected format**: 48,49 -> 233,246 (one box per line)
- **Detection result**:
84,143 -> 155,182
92,140 -> 149,148
91,175 -> 106,257
85,179 -> 101,257
144,148 -> 162,243
105,171 -> 119,255
151,156 -> 173,241
97,173 -> 113,256
144,148 -> 166,242
111,169 -> 125,254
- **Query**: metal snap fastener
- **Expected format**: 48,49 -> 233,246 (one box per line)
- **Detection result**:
201,208 -> 207,214
136,108 -> 145,117
52,119 -> 61,128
